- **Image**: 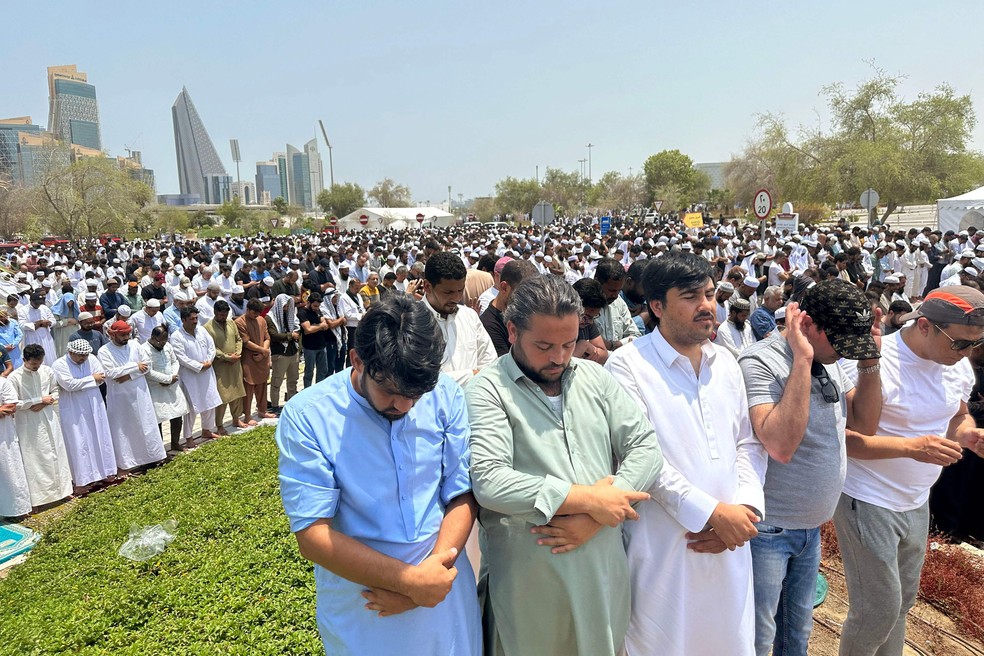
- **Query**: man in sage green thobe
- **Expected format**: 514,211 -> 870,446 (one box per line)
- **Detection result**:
465,275 -> 663,656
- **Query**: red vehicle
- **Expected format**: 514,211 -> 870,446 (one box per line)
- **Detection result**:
40,236 -> 69,248
0,241 -> 21,254
99,234 -> 122,245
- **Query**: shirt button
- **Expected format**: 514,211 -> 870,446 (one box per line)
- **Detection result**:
399,465 -> 404,470
401,495 -> 407,500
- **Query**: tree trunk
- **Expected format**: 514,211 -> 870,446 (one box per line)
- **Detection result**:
880,200 -> 898,225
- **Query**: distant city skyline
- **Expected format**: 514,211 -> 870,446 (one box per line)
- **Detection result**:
3,1 -> 983,205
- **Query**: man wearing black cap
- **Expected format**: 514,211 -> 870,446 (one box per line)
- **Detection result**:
737,280 -> 883,656
834,286 -> 984,655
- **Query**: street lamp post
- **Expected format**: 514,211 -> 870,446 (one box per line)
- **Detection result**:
586,143 -> 594,183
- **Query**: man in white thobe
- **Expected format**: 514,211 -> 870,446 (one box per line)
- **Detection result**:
0,373 -> 30,517
9,344 -> 72,507
714,297 -> 757,357
421,252 -> 497,386
170,306 -> 222,441
97,321 -> 167,471
18,294 -> 57,367
606,254 -> 766,656
52,339 -> 117,490
130,298 -> 165,343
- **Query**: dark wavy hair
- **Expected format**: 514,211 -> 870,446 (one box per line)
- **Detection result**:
354,293 -> 445,397
424,251 -> 466,286
641,254 -> 714,326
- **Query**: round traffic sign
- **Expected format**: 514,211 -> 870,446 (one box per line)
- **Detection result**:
860,189 -> 879,211
753,189 -> 772,219
329,215 -> 337,226
359,214 -> 369,226
416,213 -> 425,224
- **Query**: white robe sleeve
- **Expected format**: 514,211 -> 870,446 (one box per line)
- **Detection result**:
52,356 -> 104,392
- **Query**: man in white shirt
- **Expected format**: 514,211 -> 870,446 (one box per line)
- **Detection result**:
593,258 -> 641,351
714,297 -> 756,357
835,287 -> 984,655
421,252 -> 496,386
606,253 -> 766,655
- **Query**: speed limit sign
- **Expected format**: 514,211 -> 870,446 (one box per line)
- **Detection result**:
753,189 -> 772,219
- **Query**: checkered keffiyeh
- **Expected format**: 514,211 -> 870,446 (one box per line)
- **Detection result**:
67,339 -> 93,356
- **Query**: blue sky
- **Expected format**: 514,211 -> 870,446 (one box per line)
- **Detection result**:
4,1 -> 983,203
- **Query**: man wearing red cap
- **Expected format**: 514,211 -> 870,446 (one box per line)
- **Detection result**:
836,286 -> 984,654
97,320 -> 166,472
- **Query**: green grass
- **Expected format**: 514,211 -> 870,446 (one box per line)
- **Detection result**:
0,427 -> 322,655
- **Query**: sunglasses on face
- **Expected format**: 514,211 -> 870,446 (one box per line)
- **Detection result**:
935,324 -> 984,351
811,360 -> 839,404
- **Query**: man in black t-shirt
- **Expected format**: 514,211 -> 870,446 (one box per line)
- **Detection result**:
480,260 -> 538,357
572,278 -> 609,364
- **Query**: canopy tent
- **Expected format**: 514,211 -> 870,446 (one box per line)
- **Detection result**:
337,207 -> 455,232
937,185 -> 984,234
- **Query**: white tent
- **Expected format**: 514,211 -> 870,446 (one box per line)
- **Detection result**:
937,185 -> 984,234
337,207 -> 455,232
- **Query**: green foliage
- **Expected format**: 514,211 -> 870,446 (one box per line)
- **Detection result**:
494,176 -> 540,218
539,168 -> 588,212
727,68 -> 984,222
34,151 -> 153,241
317,182 -> 365,217
271,197 -> 289,217
642,150 -> 710,208
367,178 -> 412,208
154,207 -> 191,234
0,428 -> 321,655
215,198 -> 249,229
588,171 -> 645,210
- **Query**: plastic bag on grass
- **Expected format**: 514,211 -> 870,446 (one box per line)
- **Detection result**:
118,520 -> 178,562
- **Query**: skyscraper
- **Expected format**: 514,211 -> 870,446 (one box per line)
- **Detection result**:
171,87 -> 231,204
285,144 -> 311,210
0,117 -> 41,185
304,138 -> 324,206
47,65 -> 102,151
281,139 -> 325,211
255,160 -> 282,204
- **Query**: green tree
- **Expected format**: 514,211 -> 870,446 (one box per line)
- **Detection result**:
540,167 -> 589,211
155,207 -> 190,234
727,69 -> 984,223
494,176 -> 541,218
368,178 -> 412,207
318,182 -> 365,217
588,171 -> 645,210
215,198 -> 249,228
34,150 -> 153,241
642,150 -> 710,207
271,196 -> 289,216
0,185 -> 33,239
469,197 -> 496,221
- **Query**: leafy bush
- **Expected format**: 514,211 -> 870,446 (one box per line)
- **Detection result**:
919,535 -> 984,642
0,427 -> 322,655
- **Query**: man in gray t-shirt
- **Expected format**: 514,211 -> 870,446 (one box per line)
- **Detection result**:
737,280 -> 883,656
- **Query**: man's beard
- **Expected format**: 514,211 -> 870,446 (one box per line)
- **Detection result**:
733,318 -> 746,330
513,342 -> 568,385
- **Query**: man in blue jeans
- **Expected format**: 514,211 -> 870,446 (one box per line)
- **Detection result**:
299,292 -> 331,388
738,280 -> 883,656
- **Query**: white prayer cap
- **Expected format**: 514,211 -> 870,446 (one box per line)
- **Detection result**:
232,285 -> 244,294
116,305 -> 132,318
262,276 -> 275,287
964,266 -> 979,276
884,275 -> 900,284
960,249 -> 975,259
207,281 -> 222,291
717,281 -> 735,294
775,306 -> 787,321
742,276 -> 760,289
78,311 -> 94,321
146,299 -> 161,308
84,292 -> 98,301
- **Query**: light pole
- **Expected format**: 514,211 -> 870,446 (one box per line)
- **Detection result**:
578,158 -> 587,182
586,143 -> 594,183
318,120 -> 335,188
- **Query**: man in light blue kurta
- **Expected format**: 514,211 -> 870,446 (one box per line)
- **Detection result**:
466,275 -> 663,656
277,294 -> 481,656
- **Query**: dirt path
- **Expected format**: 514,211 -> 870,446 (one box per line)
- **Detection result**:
809,555 -> 984,655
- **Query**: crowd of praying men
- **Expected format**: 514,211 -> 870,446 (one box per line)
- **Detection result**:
2,211 -> 983,656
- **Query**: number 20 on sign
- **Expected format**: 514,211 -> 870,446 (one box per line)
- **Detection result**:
753,189 -> 772,220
